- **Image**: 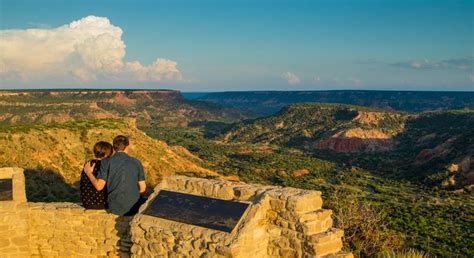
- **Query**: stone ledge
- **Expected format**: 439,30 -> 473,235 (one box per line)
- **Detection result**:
130,176 -> 347,258
27,202 -> 132,257
0,168 -> 351,257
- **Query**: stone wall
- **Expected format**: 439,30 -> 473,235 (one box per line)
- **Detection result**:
130,176 -> 353,258
0,167 -> 131,258
0,168 -> 352,257
28,203 -> 132,257
0,167 -> 30,257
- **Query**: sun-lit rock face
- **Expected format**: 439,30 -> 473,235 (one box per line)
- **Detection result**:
0,168 -> 352,257
314,128 -> 394,152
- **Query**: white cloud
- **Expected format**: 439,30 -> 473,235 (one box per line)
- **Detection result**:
281,72 -> 300,85
0,15 -> 183,85
390,57 -> 473,70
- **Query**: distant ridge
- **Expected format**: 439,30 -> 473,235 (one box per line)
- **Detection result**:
0,89 -> 250,127
196,90 -> 474,114
0,88 -> 177,92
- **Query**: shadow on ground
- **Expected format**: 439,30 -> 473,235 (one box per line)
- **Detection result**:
24,168 -> 80,202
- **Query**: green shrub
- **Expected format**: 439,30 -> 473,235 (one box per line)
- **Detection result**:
325,191 -> 404,257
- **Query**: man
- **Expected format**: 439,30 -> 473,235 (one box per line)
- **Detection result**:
84,135 -> 147,216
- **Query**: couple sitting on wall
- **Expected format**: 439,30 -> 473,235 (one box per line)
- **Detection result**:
80,135 -> 147,216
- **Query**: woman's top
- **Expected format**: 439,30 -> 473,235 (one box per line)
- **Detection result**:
80,159 -> 107,209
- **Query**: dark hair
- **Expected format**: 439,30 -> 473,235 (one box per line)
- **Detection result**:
113,135 -> 129,151
93,141 -> 113,159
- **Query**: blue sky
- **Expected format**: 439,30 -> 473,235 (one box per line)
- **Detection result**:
0,0 -> 473,91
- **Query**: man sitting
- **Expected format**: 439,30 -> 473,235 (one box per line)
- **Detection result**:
84,135 -> 147,216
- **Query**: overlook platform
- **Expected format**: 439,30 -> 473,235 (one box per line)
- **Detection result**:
0,167 -> 352,258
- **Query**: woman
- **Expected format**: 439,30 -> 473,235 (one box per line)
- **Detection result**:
80,141 -> 113,209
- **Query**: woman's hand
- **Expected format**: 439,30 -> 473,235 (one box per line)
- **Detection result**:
84,161 -> 95,175
83,161 -> 106,191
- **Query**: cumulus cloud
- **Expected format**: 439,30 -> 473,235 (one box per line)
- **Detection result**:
281,72 -> 300,85
0,15 -> 183,85
390,57 -> 473,70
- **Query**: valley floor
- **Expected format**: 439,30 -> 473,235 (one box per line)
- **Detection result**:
143,127 -> 474,257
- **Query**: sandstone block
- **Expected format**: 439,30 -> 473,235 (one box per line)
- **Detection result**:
273,238 -> 290,249
306,228 -> 344,244
287,192 -> 322,214
307,240 -> 343,257
0,238 -> 10,248
0,246 -> 20,254
0,201 -> 15,209
299,219 -> 333,235
269,199 -> 286,210
299,209 -> 333,223
268,226 -> 282,237
279,210 -> 298,221
11,236 -> 29,246
279,248 -> 297,257
234,187 -> 256,200
324,251 -> 355,258
216,185 -> 235,200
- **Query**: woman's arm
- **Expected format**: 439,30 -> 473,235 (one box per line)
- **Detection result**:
83,162 -> 106,191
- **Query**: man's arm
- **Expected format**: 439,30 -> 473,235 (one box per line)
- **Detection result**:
137,161 -> 146,195
83,162 -> 106,191
138,181 -> 146,195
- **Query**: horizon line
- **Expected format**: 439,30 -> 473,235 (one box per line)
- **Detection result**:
1,88 -> 474,93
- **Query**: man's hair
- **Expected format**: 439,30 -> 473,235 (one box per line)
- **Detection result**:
113,135 -> 129,151
93,141 -> 113,159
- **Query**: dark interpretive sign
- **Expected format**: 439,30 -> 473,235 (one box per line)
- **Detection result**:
0,179 -> 13,201
143,190 -> 251,232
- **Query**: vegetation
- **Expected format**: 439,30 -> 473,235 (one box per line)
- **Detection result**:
219,103 -> 406,146
0,90 -> 251,128
219,103 -> 474,190
326,191 -> 404,257
0,118 -> 126,133
1,90 -> 472,256
144,125 -> 474,257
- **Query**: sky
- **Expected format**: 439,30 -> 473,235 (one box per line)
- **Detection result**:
0,0 -> 473,91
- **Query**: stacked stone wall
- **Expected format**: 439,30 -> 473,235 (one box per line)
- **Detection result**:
0,168 -> 352,257
0,167 -> 132,257
0,167 -> 30,257
28,203 -> 132,257
130,176 -> 352,258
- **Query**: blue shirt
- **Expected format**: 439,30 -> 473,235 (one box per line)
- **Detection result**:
97,152 -> 145,215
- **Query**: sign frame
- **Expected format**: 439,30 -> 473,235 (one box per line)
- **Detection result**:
142,189 -> 252,233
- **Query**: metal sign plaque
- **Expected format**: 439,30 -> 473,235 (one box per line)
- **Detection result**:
0,179 -> 13,201
143,190 -> 250,233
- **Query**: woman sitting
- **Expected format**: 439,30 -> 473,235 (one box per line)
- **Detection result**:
80,141 -> 113,209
